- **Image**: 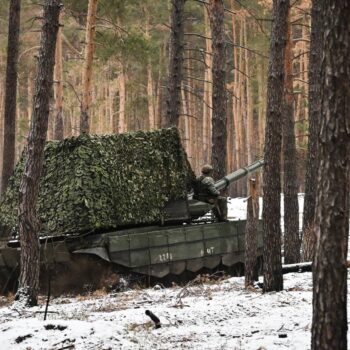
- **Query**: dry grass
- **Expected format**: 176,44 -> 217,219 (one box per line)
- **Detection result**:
0,292 -> 15,307
128,321 -> 153,332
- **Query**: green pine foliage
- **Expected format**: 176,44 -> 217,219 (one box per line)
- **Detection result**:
0,128 -> 194,237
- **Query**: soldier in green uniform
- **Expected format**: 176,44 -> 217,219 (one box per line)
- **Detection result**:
193,164 -> 228,222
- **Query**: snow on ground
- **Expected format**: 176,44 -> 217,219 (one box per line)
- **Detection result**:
0,195 -> 326,350
0,272 -> 313,350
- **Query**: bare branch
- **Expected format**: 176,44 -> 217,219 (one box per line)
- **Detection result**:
293,51 -> 310,60
191,0 -> 236,15
179,113 -> 198,119
226,41 -> 269,59
184,32 -> 212,40
62,33 -> 82,56
184,47 -> 213,56
294,7 -> 311,16
63,80 -> 82,104
183,56 -> 209,68
293,38 -> 310,43
294,78 -> 309,85
181,85 -> 213,110
184,75 -> 212,84
233,0 -> 268,36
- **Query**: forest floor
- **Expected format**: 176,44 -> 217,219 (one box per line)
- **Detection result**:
0,195 -> 338,350
0,271 -> 314,350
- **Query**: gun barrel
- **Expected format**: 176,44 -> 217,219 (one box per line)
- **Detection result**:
214,159 -> 264,191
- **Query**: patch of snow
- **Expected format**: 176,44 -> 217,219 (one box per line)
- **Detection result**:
0,194 -> 333,350
0,272 -> 315,350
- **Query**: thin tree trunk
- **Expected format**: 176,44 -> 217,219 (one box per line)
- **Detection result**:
80,0 -> 98,134
164,0 -> 186,128
1,0 -> 21,196
231,0 -> 241,175
236,17 -> 242,172
262,0 -> 289,293
301,0 -> 323,262
17,0 -> 61,307
155,42 -> 165,130
118,68 -> 126,133
209,0 -> 227,181
311,1 -> 350,348
244,19 -> 253,165
245,178 -> 259,288
147,63 -> 155,130
53,10 -> 64,140
144,9 -> 155,131
239,16 -> 247,172
26,71 -> 33,133
283,8 -> 300,264
202,7 -> 212,164
257,61 -> 266,155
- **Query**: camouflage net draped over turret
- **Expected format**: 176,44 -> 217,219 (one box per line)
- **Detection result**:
0,128 -> 194,237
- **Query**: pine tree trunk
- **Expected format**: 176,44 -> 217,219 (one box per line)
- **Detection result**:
202,7 -> 212,164
262,0 -> 289,293
231,2 -> 240,173
118,68 -> 126,133
53,11 -> 64,140
244,19 -> 254,165
1,0 -> 21,196
144,10 -> 155,131
240,16 -> 247,172
245,179 -> 259,288
80,0 -> 98,134
283,8 -> 300,264
25,72 -> 33,135
17,0 -> 61,307
147,63 -> 155,130
301,0 -> 323,262
236,17 -> 243,171
209,0 -> 227,181
164,0 -> 186,128
257,61 -> 266,155
311,2 -> 350,348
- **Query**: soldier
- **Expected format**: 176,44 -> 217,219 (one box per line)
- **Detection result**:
193,164 -> 228,222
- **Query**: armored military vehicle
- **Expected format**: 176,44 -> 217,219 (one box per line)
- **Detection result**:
0,128 -> 264,293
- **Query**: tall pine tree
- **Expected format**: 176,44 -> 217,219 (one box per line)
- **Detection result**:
311,1 -> 350,348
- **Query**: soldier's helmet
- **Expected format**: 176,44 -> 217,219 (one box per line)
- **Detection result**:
201,164 -> 213,175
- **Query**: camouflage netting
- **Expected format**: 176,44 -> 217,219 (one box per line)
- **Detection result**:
0,128 -> 194,237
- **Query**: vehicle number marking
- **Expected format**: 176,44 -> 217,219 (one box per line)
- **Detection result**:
206,247 -> 215,255
158,252 -> 173,262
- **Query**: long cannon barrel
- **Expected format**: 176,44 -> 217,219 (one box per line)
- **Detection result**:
214,159 -> 264,191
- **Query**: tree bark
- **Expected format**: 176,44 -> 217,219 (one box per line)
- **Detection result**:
283,8 -> 300,264
1,0 -> 21,196
311,1 -> 350,349
209,0 -> 227,181
164,0 -> 186,128
244,19 -> 254,165
262,0 -> 289,293
53,10 -> 64,140
80,0 -> 98,134
301,0 -> 323,262
202,6 -> 212,164
117,67 -> 126,133
231,2 -> 240,180
245,179 -> 259,288
17,0 -> 61,307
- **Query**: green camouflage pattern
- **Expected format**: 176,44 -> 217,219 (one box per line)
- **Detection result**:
0,128 -> 194,237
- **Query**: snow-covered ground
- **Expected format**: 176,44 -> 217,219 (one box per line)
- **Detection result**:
0,195 -> 329,350
0,272 -> 314,350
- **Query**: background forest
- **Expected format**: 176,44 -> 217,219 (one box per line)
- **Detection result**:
0,0 -> 310,196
